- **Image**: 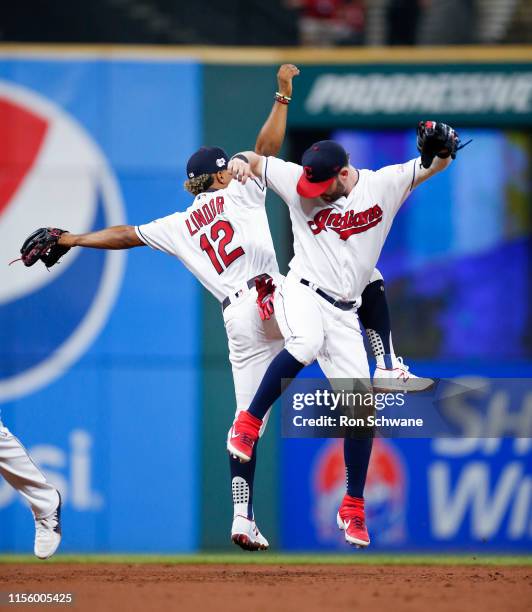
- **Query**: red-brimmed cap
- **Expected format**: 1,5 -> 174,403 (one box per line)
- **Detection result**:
296,140 -> 349,199
297,175 -> 336,198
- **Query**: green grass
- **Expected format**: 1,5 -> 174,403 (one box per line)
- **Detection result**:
0,553 -> 531,566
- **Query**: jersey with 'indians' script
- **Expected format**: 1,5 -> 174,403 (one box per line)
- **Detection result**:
262,155 -> 419,302
135,178 -> 279,302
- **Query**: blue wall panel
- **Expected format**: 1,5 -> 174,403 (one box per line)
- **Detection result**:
0,57 -> 201,552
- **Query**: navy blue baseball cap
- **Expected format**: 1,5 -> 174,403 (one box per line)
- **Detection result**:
186,146 -> 229,179
297,140 -> 349,198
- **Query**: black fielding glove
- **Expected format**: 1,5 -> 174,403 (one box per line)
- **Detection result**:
416,120 -> 461,169
18,227 -> 70,268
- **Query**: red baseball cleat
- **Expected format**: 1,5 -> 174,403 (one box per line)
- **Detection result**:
227,411 -> 262,463
337,494 -> 370,548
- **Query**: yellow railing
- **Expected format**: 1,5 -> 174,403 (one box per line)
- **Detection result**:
0,44 -> 531,64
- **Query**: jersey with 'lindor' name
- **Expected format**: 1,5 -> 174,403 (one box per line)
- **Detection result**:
135,177 -> 279,302
261,155 -> 419,303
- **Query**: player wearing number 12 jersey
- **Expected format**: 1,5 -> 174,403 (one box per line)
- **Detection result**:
136,151 -> 280,306
42,65 -> 299,551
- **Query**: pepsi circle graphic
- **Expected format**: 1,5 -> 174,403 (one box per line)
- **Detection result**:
0,81 -> 126,402
312,438 -> 407,546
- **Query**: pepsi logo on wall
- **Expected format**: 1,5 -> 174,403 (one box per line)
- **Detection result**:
312,438 -> 407,547
0,81 -> 126,403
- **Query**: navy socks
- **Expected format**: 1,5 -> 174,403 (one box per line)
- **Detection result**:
247,349 -> 304,420
358,279 -> 393,369
244,344 -> 373,502
230,443 -> 257,519
344,436 -> 374,498
236,349 -> 303,519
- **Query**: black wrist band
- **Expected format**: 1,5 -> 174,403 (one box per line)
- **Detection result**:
231,154 -> 249,163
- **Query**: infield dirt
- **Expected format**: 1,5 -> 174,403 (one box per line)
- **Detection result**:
1,563 -> 531,612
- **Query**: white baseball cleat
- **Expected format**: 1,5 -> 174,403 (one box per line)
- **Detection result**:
231,515 -> 269,551
34,491 -> 62,560
373,356 -> 435,393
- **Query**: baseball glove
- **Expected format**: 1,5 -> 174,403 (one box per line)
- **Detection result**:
18,227 -> 70,268
255,276 -> 276,321
416,120 -> 461,169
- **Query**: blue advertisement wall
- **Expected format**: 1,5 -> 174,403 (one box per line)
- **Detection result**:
281,365 -> 532,553
0,57 -> 201,552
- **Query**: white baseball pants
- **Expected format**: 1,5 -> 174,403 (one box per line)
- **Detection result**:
274,272 -> 371,380
223,286 -> 284,435
0,422 -> 59,519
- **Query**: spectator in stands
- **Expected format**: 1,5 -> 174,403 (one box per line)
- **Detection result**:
286,0 -> 366,46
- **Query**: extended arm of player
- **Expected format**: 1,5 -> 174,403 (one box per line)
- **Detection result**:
228,151 -> 263,185
228,151 -> 452,190
254,64 -> 299,157
412,155 -> 452,189
58,225 -> 143,249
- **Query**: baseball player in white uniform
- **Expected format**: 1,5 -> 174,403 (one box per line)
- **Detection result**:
0,414 -> 61,558
226,121 -> 461,547
27,65 -> 299,552
20,65 -> 437,550
30,155 -> 281,551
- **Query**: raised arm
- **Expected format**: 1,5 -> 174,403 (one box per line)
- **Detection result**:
59,225 -> 143,249
412,155 -> 452,189
413,120 -> 461,188
228,151 -> 301,205
254,64 -> 299,157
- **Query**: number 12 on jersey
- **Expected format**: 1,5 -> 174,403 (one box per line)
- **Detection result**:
199,220 -> 245,274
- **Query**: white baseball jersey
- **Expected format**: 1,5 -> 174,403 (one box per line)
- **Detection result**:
262,156 -> 419,302
135,177 -> 279,302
